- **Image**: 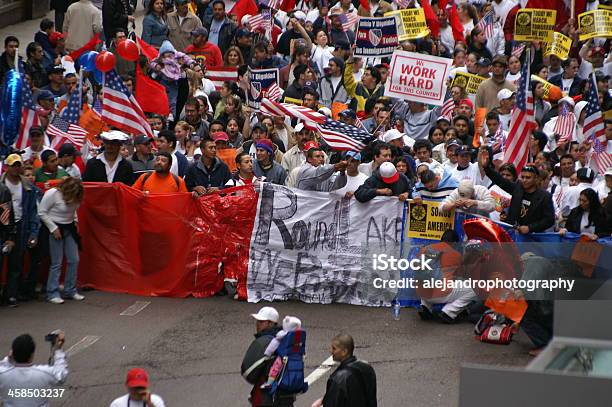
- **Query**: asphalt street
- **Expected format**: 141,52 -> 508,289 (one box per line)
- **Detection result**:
0,291 -> 532,406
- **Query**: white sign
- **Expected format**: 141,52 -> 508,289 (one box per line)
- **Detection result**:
384,50 -> 452,106
247,184 -> 405,306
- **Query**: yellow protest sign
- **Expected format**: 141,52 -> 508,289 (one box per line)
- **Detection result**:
543,32 -> 572,60
283,96 -> 303,106
514,8 -> 556,42
451,72 -> 485,94
598,4 -> 612,11
406,201 -> 455,240
385,9 -> 429,41
531,75 -> 552,98
578,9 -> 612,41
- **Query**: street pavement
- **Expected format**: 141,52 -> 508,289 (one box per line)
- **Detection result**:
0,290 -> 532,406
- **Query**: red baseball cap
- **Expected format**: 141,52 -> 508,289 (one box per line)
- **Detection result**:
211,131 -> 229,142
459,98 -> 473,110
126,368 -> 149,388
303,141 -> 319,151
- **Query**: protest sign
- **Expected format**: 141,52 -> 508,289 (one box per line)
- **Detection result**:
385,9 -> 429,41
578,9 -> 612,41
247,184 -> 404,306
247,67 -> 280,109
406,201 -> 455,241
451,71 -> 486,95
385,51 -> 452,105
531,75 -> 557,99
355,16 -> 399,58
514,8 -> 556,42
543,32 -> 572,60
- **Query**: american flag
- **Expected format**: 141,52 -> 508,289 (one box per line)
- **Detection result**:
394,0 -> 410,8
47,89 -> 88,149
552,100 -> 576,145
490,126 -> 506,154
264,82 -> 283,101
259,98 -> 326,130
259,0 -> 281,9
0,202 -> 10,225
504,48 -> 535,172
476,10 -> 495,39
317,118 -> 376,151
338,13 -> 359,32
15,82 -> 41,150
206,67 -> 239,92
102,70 -> 153,138
250,9 -> 272,33
439,88 -> 455,120
511,43 -> 526,59
583,74 -> 612,173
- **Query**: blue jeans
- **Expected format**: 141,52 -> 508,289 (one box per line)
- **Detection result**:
47,230 -> 79,300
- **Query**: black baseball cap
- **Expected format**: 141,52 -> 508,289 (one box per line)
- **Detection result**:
134,134 -> 152,145
456,145 -> 471,155
58,143 -> 82,158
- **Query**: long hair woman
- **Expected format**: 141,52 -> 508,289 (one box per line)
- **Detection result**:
561,188 -> 609,240
38,177 -> 85,304
142,0 -> 169,48
223,46 -> 245,68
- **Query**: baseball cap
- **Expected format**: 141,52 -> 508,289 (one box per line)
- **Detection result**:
339,109 -> 356,120
256,138 -> 274,154
605,167 -> 612,177
590,46 -> 605,57
126,368 -> 149,388
595,71 -> 611,82
559,95 -> 576,107
134,134 -> 152,145
436,116 -> 451,124
294,122 -> 306,132
497,89 -> 515,101
5,154 -> 22,166
577,167 -> 595,183
192,27 -> 208,37
101,130 -> 129,142
476,57 -> 492,67
379,161 -> 399,184
303,140 -> 319,151
446,139 -> 463,149
344,150 -> 362,161
58,143 -> 81,158
49,32 -> 65,46
37,90 -> 55,102
456,145 -> 471,155
492,55 -> 508,66
293,10 -> 306,20
236,27 -> 252,38
382,129 -> 404,143
211,131 -> 229,142
251,306 -> 279,323
46,65 -> 65,75
29,126 -> 44,136
459,98 -> 473,110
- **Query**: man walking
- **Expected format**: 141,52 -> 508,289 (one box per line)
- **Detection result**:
132,153 -> 188,194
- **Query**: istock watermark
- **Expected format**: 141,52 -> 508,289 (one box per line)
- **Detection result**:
372,254 -> 433,271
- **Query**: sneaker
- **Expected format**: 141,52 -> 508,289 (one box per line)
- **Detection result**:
435,310 -> 456,324
48,297 -> 65,304
417,305 -> 434,321
65,293 -> 85,301
7,298 -> 18,308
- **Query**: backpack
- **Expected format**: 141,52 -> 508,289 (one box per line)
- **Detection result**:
269,329 -> 308,395
142,171 -> 180,190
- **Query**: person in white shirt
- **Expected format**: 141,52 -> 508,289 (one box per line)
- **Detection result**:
450,145 -> 487,186
22,127 -> 55,165
560,168 -> 597,217
358,142 -> 392,177
0,332 -> 68,407
413,139 -> 444,177
109,368 -> 165,407
57,143 -> 82,179
331,151 -> 368,199
38,177 -> 84,304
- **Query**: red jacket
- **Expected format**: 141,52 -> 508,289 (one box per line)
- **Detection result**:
184,42 -> 223,68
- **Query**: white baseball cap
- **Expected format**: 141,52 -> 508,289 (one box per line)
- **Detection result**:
100,130 -> 129,142
251,306 -> 279,323
379,161 -> 399,184
497,89 -> 515,101
605,167 -> 612,177
382,129 -> 405,143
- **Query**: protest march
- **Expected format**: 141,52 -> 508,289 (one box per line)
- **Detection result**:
1,0 -> 612,405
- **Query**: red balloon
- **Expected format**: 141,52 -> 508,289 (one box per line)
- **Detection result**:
95,51 -> 116,72
116,39 -> 139,62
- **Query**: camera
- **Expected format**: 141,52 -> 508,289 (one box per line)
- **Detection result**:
44,330 -> 60,345
191,132 -> 200,143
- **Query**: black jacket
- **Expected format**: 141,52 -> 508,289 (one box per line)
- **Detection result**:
102,0 -> 132,41
0,183 -> 17,243
25,60 -> 49,89
549,74 -> 584,97
184,157 -> 231,191
82,157 -> 135,185
203,16 -> 237,56
241,326 -> 282,406
355,171 -> 413,203
565,207 -> 609,238
484,165 -> 555,232
322,356 -> 377,407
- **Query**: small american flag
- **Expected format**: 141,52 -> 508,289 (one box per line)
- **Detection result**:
316,118 -> 376,151
511,43 -> 526,59
206,67 -> 239,92
338,13 -> 359,32
0,202 -> 10,226
250,10 -> 272,33
504,48 -> 535,172
583,74 -> 612,173
439,88 -> 455,120
47,89 -> 88,149
394,0 -> 410,8
15,82 -> 41,150
259,0 -> 282,9
553,100 -> 576,145
476,10 -> 495,39
490,126 -> 506,154
264,82 -> 283,101
102,70 -> 153,138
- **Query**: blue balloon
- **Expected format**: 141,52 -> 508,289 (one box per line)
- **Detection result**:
0,69 -> 23,155
93,69 -> 104,85
79,51 -> 99,72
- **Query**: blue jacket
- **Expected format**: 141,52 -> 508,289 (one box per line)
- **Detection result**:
413,170 -> 459,201
2,176 -> 41,246
175,151 -> 188,178
185,157 -> 231,191
142,13 -> 169,48
548,74 -> 584,97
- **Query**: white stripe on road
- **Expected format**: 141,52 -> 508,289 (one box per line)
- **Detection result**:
120,301 -> 151,316
65,336 -> 101,357
305,356 -> 336,385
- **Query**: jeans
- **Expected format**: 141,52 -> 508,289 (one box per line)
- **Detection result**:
47,229 -> 79,300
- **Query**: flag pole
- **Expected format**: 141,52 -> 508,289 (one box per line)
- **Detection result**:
78,66 -> 83,115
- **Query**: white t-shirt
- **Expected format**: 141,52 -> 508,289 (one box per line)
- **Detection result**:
109,394 -> 165,407
450,162 -> 486,186
561,77 -> 573,94
499,112 -> 512,131
580,211 -> 596,235
332,172 -> 368,197
5,179 -> 23,222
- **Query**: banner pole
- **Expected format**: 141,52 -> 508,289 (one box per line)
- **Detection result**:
400,200 -> 407,259
571,0 -> 575,20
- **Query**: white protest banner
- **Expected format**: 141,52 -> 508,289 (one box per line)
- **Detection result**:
384,50 -> 452,106
247,184 -> 404,306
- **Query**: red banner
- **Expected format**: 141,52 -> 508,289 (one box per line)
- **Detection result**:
77,183 -> 257,299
